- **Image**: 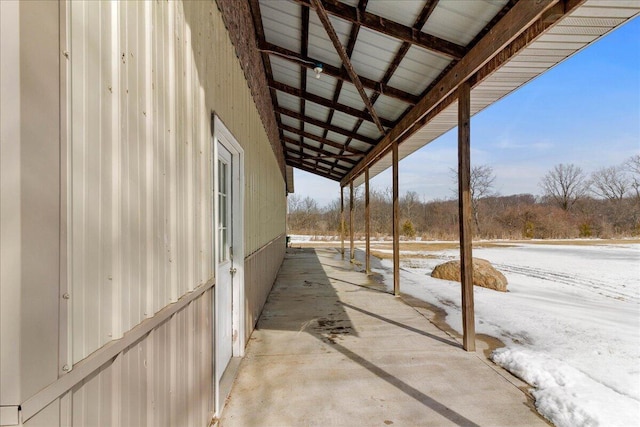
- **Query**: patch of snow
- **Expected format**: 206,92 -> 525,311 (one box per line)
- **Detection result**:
492,348 -> 639,427
361,243 -> 640,426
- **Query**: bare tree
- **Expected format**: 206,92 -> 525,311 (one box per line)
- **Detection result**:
590,165 -> 629,201
400,190 -> 420,220
287,194 -> 301,212
625,154 -> 640,201
451,164 -> 496,230
540,163 -> 587,211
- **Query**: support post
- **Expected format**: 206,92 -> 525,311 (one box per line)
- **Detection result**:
458,80 -> 476,352
340,186 -> 345,259
365,168 -> 370,274
392,141 -> 400,296
349,181 -> 355,262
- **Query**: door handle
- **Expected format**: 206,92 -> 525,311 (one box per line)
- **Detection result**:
230,267 -> 237,274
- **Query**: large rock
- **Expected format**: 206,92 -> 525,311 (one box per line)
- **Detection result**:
431,258 -> 508,292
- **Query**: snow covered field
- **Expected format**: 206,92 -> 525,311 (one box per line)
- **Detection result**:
362,242 -> 640,427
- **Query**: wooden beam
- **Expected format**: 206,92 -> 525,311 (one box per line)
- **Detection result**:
248,0 -> 286,162
285,151 -> 351,173
277,107 -> 378,145
365,167 -> 370,274
286,155 -> 340,176
458,81 -> 475,352
340,186 -> 345,259
269,80 -> 395,128
261,42 -> 418,105
340,0 -> 559,187
392,140 -> 400,297
286,161 -> 341,181
380,0 -> 440,84
349,181 -> 355,261
299,5 -> 310,155
294,0 -> 465,59
321,1 -> 364,174
293,153 -> 361,162
325,0 -> 438,178
310,0 -> 386,134
280,124 -> 366,155
286,157 -> 343,180
282,136 -> 358,166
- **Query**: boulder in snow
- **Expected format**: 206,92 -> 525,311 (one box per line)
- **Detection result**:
431,258 -> 508,292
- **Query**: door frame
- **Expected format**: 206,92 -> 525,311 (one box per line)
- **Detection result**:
212,114 -> 245,414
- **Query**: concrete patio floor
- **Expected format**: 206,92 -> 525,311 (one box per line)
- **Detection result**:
219,247 -> 549,427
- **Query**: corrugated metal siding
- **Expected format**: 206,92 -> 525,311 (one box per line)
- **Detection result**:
244,234 -> 286,341
0,0 -> 62,408
58,0 -> 285,424
185,0 -> 286,257
24,290 -> 213,427
69,0 -> 214,363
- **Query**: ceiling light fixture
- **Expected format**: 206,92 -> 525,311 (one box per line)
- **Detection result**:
313,63 -> 323,79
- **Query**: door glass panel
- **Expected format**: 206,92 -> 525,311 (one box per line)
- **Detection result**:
218,159 -> 229,263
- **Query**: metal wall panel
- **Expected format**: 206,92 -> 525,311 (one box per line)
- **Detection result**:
0,0 -> 62,409
0,0 -> 23,409
244,234 -> 286,342
6,0 -> 286,424
68,0 -> 221,364
24,290 -> 214,427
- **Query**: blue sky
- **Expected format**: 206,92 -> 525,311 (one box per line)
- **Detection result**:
293,16 -> 640,207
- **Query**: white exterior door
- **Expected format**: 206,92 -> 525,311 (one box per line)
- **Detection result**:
213,116 -> 245,416
216,143 -> 233,381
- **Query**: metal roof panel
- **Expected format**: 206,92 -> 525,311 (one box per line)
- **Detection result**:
373,94 -> 409,122
270,55 -> 301,87
350,27 -> 404,82
330,111 -> 359,131
421,0 -> 509,46
304,103 -> 331,122
261,1 -> 301,52
387,45 -> 452,95
276,91 -> 301,112
308,12 -> 352,67
337,84 -> 368,110
306,72 -> 339,100
358,121 -> 383,139
365,0 -> 424,28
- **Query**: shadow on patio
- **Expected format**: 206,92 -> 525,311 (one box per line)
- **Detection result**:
220,247 -> 547,426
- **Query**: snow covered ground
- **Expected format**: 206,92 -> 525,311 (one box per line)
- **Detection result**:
357,242 -> 640,427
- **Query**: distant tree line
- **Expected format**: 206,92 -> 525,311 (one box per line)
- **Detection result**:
287,155 -> 640,239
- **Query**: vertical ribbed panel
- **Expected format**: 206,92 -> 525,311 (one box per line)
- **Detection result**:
244,234 -> 286,341
69,0 -> 218,364
50,291 -> 213,427
64,0 -> 285,424
70,0 -> 114,361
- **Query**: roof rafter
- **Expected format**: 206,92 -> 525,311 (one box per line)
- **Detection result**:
285,156 -> 343,181
293,0 -> 465,60
277,107 -> 377,145
341,0 -> 575,186
283,147 -> 353,172
298,5 -> 310,157
310,0 -> 386,134
282,136 -> 358,166
248,0 -> 286,154
320,0 -> 368,177
329,0 -> 442,179
280,124 -> 366,155
269,80 -> 395,128
259,41 -> 418,105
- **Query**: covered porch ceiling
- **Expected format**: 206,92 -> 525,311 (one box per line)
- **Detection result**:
246,0 -> 639,187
